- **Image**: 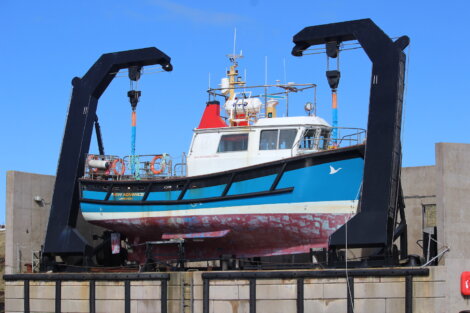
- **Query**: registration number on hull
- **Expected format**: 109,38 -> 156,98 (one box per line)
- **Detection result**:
112,192 -> 144,200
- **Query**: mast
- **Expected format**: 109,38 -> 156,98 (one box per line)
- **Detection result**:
225,47 -> 246,126
226,53 -> 245,100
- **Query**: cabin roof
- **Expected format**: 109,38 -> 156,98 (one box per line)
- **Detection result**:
254,116 -> 330,127
193,115 -> 331,134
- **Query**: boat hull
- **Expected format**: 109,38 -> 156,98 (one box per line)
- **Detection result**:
80,145 -> 365,262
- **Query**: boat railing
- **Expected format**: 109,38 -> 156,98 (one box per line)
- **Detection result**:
333,127 -> 367,147
83,153 -> 187,180
296,127 -> 366,154
172,152 -> 187,177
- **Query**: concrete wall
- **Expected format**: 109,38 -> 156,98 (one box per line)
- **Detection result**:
4,268 -> 446,313
401,165 -> 437,257
5,171 -> 55,274
5,171 -> 104,274
401,143 -> 470,312
435,143 -> 470,312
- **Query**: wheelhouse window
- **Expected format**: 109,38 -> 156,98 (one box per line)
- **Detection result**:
299,128 -> 318,149
279,129 -> 297,149
260,129 -> 297,150
217,134 -> 249,152
299,127 -> 331,150
317,128 -> 331,150
259,130 -> 278,150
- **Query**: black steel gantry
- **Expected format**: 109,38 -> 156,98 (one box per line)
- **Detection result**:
292,19 -> 409,266
41,47 -> 172,269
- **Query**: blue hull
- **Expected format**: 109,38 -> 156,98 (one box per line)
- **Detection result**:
79,146 -> 365,260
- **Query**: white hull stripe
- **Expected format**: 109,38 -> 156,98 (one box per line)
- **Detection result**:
82,200 -> 358,221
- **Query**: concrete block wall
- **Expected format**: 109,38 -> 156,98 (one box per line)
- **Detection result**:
5,171 -> 105,274
401,165 -> 437,257
201,268 -> 446,313
5,171 -> 55,274
435,143 -> 470,312
5,267 -> 447,313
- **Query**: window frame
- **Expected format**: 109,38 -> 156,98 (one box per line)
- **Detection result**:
298,127 -> 331,150
216,133 -> 249,153
259,128 -> 297,151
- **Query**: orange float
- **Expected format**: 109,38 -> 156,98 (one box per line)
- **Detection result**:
150,155 -> 165,175
110,159 -> 125,176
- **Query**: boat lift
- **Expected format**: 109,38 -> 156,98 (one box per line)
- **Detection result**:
292,18 -> 409,266
41,48 -> 173,269
41,19 -> 409,270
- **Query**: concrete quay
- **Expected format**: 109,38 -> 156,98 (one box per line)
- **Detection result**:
4,267 -> 445,313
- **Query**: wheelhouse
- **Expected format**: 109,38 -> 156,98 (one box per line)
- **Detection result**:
186,116 -> 335,176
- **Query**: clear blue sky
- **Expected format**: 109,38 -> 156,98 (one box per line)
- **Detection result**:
1,0 -> 469,224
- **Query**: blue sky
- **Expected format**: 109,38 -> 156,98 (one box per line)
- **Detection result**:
1,0 -> 469,224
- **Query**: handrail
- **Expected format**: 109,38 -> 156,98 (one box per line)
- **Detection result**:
294,126 -> 366,156
84,153 -> 187,181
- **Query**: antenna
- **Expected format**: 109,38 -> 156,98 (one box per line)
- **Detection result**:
283,58 -> 287,84
264,56 -> 268,114
265,56 -> 268,85
233,28 -> 237,56
208,72 -> 211,89
227,28 -> 243,64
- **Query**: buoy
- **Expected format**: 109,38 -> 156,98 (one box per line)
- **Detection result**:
111,159 -> 126,176
150,155 -> 165,175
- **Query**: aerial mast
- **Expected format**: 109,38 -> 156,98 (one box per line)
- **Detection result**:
224,28 -> 246,126
226,28 -> 245,101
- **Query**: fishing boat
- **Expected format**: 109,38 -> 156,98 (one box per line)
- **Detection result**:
79,52 -> 366,265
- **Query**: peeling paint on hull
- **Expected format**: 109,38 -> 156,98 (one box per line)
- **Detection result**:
90,212 -> 354,262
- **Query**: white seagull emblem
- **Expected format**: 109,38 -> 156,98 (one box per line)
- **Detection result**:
329,165 -> 342,175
